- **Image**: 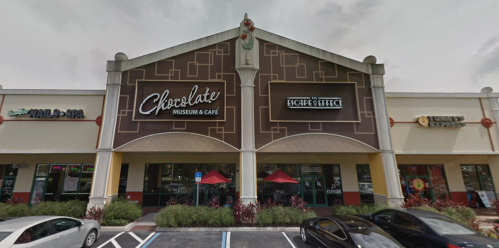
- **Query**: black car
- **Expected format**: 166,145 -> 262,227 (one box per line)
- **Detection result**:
300,215 -> 404,248
358,208 -> 499,248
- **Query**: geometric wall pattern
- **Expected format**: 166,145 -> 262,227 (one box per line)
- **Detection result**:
255,40 -> 379,150
113,39 -> 241,149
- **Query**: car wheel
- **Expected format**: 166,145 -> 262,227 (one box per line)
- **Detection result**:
300,226 -> 310,244
83,229 -> 97,248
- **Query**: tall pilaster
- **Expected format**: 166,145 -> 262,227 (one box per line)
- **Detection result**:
87,53 -> 127,209
365,56 -> 404,207
236,14 -> 259,204
482,87 -> 499,137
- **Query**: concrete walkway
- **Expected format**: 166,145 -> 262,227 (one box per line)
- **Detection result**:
131,212 -> 157,232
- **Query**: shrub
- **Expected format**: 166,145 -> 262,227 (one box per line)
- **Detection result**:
256,206 -> 316,226
402,193 -> 431,208
0,203 -> 29,218
154,205 -> 234,227
332,203 -> 390,216
455,206 -> 476,221
102,219 -> 129,226
233,199 -> 258,224
83,206 -> 104,223
290,195 -> 307,213
30,200 -> 87,218
103,199 -> 142,223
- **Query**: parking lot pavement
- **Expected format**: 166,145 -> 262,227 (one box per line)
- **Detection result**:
93,231 -> 313,248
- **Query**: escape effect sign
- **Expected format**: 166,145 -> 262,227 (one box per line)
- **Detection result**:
133,81 -> 226,122
287,97 -> 342,109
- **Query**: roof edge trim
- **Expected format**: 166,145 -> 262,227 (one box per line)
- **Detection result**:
109,28 -> 240,72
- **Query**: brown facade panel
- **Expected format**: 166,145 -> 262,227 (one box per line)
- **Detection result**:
113,39 -> 241,149
255,39 -> 379,150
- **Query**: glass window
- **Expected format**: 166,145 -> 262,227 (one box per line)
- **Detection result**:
374,211 -> 395,223
461,165 -> 481,192
357,164 -> 374,203
0,232 -> 13,242
15,223 -> 52,244
420,216 -> 475,235
428,165 -> 449,199
317,218 -> 347,240
51,218 -> 79,233
394,213 -> 421,231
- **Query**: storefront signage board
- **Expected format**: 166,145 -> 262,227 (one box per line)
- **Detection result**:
286,97 -> 342,109
133,81 -> 226,122
268,82 -> 360,122
476,190 -> 492,208
8,108 -> 85,119
417,116 -> 466,128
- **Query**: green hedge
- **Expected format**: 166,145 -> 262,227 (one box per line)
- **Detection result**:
0,201 -> 86,219
332,203 -> 390,216
0,203 -> 29,218
30,200 -> 87,218
102,199 -> 142,225
256,207 -> 317,226
155,205 -> 235,227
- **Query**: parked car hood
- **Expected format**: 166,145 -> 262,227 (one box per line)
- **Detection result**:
444,234 -> 499,248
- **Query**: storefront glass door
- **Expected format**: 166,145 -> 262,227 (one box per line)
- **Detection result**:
143,163 -> 236,207
461,165 -> 496,207
301,175 -> 327,206
0,165 -> 19,202
399,164 -> 449,201
30,164 -> 95,205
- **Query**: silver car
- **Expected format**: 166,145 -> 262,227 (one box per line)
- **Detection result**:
0,216 -> 100,248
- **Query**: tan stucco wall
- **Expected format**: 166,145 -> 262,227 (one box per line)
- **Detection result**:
256,153 -> 369,192
395,155 -> 497,192
0,94 -> 103,152
0,154 -> 97,193
122,153 -> 240,192
387,97 -> 498,153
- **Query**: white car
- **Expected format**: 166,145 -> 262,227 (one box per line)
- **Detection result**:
0,216 -> 100,248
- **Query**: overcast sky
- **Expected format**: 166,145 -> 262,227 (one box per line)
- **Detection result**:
0,0 -> 498,92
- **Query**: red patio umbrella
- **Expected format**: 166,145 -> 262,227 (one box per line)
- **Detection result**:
199,170 -> 231,184
263,170 -> 298,183
262,170 -> 298,204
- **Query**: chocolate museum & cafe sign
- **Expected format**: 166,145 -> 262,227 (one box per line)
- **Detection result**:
133,81 -> 226,121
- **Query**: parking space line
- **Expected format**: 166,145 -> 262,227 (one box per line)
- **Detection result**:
135,232 -> 156,248
141,233 -> 160,248
97,232 -> 124,248
111,239 -> 122,248
282,232 -> 296,248
226,232 -> 231,248
221,232 -> 226,248
129,232 -> 143,243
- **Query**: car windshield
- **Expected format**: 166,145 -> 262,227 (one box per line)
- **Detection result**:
420,216 -> 475,235
349,228 -> 402,248
0,232 -> 13,242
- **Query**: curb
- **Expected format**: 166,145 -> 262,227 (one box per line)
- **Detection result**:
155,227 -> 300,232
100,221 -> 137,232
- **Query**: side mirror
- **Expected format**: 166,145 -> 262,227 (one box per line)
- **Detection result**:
78,221 -> 84,227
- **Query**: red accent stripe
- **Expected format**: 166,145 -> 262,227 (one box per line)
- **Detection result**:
3,119 -> 96,122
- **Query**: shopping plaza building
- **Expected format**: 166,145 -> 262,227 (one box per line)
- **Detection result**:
0,15 -> 498,209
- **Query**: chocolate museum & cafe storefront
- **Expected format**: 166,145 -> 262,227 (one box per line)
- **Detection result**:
0,15 -> 498,209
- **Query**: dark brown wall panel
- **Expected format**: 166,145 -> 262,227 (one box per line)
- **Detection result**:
255,40 -> 379,149
114,39 -> 241,149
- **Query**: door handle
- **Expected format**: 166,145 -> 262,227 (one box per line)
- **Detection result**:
57,235 -> 64,239
382,226 -> 388,229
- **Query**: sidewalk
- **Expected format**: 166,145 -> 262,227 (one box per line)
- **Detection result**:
131,212 -> 157,232
474,208 -> 498,230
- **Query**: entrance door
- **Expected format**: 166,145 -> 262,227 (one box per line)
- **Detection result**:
301,175 -> 327,206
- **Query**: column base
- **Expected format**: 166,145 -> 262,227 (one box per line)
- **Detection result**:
87,196 -> 106,210
239,196 -> 257,205
387,197 -> 405,208
374,194 -> 404,208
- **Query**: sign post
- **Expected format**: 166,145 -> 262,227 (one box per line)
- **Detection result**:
195,172 -> 202,207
